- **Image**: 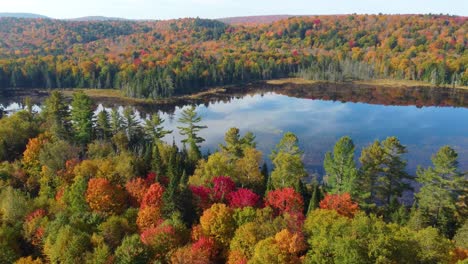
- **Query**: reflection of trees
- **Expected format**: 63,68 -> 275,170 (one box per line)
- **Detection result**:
270,83 -> 468,109
3,83 -> 467,116
59,84 -> 468,114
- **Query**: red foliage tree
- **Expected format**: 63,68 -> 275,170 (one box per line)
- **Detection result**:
145,172 -> 157,185
141,183 -> 165,209
228,188 -> 260,208
191,236 -> 218,261
265,187 -> 304,216
211,176 -> 236,202
319,193 -> 359,218
140,223 -> 181,260
190,176 -> 237,210
190,185 -> 212,210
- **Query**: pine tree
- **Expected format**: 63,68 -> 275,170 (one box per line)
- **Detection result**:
70,91 -> 94,145
261,162 -> 269,188
110,108 -> 122,135
122,106 -> 139,143
359,137 -> 411,211
220,127 -> 243,159
307,183 -> 321,215
42,91 -> 70,139
177,106 -> 207,163
144,113 -> 172,144
95,109 -> 111,140
151,143 -> 163,175
416,146 -> 463,237
323,136 -> 358,195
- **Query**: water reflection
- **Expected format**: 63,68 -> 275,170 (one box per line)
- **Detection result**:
2,83 -> 468,174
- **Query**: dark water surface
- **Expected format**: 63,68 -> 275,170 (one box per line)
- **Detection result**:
2,83 -> 468,174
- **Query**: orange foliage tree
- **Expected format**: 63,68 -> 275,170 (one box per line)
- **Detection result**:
319,193 -> 359,218
85,178 -> 127,214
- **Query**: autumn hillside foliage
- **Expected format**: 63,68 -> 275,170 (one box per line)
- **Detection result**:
0,14 -> 466,99
0,92 -> 466,263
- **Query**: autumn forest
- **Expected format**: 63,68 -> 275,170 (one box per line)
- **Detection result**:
0,14 -> 467,99
0,12 -> 467,264
0,90 -> 466,263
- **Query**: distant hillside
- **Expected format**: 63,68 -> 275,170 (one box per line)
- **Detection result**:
68,16 -> 127,21
0,12 -> 49,19
218,15 -> 299,25
0,15 -> 466,98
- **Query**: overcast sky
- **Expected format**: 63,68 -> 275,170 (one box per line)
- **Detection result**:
0,0 -> 466,19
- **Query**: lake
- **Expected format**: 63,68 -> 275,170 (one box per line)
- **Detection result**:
2,82 -> 468,175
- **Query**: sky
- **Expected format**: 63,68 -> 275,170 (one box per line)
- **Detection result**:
0,0 -> 466,19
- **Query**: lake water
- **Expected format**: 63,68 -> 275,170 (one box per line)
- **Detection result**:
2,83 -> 468,175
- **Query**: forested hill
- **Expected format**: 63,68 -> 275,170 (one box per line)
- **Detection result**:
0,13 -> 49,19
0,15 -> 466,98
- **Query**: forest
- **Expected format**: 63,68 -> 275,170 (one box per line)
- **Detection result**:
0,14 -> 466,99
0,91 -> 466,263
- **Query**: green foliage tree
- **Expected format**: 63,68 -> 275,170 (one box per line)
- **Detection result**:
304,209 -> 453,263
359,136 -> 411,211
110,108 -> 123,135
42,91 -> 70,139
64,176 -> 90,214
122,107 -> 140,144
0,111 -> 39,161
177,106 -> 207,163
44,225 -> 91,264
39,139 -> 78,173
144,113 -> 172,143
219,127 -> 255,159
0,223 -> 22,263
95,109 -> 111,140
453,220 -> 468,248
323,136 -> 358,195
416,146 -> 464,237
270,132 -> 307,191
114,234 -> 150,264
0,186 -> 30,224
70,91 -> 94,145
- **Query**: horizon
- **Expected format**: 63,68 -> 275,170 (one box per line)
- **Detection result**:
1,12 -> 467,21
0,0 -> 466,20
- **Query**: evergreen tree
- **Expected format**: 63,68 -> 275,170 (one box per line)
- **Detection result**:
143,113 -> 172,143
359,137 -> 412,211
307,183 -> 321,215
242,131 -> 257,149
151,143 -> 163,175
42,91 -> 70,139
323,136 -> 358,195
261,162 -> 269,189
220,127 -> 243,159
122,107 -> 139,142
70,91 -> 94,145
110,108 -> 123,135
416,146 -> 463,237
23,96 -> 33,114
177,106 -> 207,163
95,109 -> 111,140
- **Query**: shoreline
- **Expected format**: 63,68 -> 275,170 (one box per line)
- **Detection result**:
2,78 -> 467,107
